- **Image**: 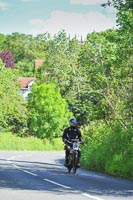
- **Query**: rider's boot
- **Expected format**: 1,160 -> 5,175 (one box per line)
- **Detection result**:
64,156 -> 69,167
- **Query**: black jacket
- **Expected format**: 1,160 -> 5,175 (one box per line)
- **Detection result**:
62,125 -> 83,144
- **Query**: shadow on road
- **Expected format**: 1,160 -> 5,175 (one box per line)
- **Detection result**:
0,157 -> 133,198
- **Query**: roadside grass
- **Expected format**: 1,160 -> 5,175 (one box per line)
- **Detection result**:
0,132 -> 64,151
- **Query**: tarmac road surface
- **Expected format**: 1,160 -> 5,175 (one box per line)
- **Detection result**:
0,151 -> 132,200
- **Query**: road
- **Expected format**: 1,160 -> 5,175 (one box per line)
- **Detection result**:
0,151 -> 132,200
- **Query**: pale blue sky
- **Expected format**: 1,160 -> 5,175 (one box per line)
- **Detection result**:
0,0 -> 117,38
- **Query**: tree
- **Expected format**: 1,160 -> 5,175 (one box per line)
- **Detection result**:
101,0 -> 133,128
0,50 -> 14,68
28,83 -> 72,139
0,60 -> 27,133
35,31 -> 83,117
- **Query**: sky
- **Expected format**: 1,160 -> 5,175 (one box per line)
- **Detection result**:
0,0 -> 117,38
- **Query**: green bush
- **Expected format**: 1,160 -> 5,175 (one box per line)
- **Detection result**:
81,121 -> 133,179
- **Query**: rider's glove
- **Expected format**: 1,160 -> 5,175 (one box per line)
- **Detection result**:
67,140 -> 72,145
80,141 -> 84,144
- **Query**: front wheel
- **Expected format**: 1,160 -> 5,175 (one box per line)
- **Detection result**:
67,154 -> 72,173
72,153 -> 78,174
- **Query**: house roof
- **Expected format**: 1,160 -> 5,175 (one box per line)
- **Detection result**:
18,77 -> 36,90
34,59 -> 44,69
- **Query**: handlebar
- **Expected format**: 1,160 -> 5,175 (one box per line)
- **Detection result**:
69,139 -> 84,144
70,139 -> 79,142
64,138 -> 84,145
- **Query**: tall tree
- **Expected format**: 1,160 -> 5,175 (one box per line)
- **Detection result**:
101,0 -> 133,128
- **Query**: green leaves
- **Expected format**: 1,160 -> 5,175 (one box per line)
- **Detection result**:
0,61 -> 27,133
81,122 -> 133,178
28,83 -> 72,138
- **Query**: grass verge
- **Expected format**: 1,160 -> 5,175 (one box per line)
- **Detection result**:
0,132 -> 63,151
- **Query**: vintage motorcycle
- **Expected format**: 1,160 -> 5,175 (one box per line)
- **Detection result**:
67,139 -> 81,174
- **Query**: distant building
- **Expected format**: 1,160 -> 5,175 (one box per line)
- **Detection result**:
34,59 -> 44,73
18,77 -> 36,100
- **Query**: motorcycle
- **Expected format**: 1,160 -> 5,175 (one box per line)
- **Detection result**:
67,139 -> 81,174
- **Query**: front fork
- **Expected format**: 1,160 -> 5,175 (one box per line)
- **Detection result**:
69,150 -> 78,164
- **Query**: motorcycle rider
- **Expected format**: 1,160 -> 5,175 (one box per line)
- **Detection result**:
62,118 -> 84,167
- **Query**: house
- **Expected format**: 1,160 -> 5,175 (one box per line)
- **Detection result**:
33,59 -> 44,73
18,77 -> 36,100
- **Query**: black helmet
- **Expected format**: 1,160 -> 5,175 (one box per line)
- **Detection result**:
70,118 -> 77,125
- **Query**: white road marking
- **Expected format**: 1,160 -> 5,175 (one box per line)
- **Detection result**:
44,178 -> 71,189
12,164 -> 21,168
7,160 -> 20,169
82,193 -> 104,200
6,155 -> 38,176
22,170 -> 38,176
8,160 -> 38,176
7,155 -> 70,189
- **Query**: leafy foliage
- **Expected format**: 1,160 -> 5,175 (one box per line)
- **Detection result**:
28,83 -> 72,138
0,50 -> 15,68
0,60 -> 27,133
81,122 -> 133,178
